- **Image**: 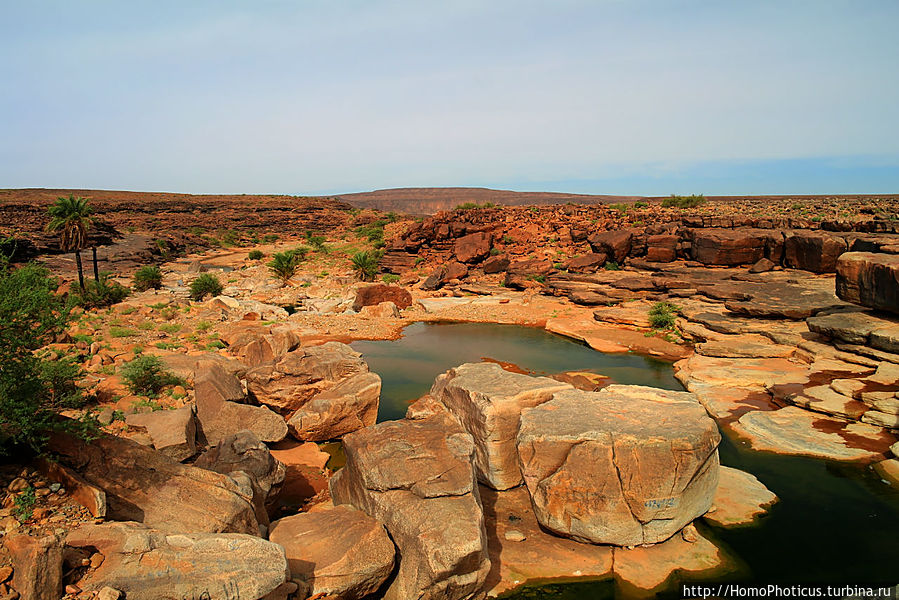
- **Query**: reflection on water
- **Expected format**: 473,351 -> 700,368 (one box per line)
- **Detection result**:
350,322 -> 899,598
351,321 -> 682,422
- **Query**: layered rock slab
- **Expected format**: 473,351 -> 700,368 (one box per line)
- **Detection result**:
429,362 -> 572,490
703,466 -> 778,527
517,386 -> 721,546
836,251 -> 899,315
269,504 -> 395,600
48,430 -> 259,534
329,413 -> 491,600
66,522 -> 287,600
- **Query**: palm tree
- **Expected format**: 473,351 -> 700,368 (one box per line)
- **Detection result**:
46,195 -> 93,290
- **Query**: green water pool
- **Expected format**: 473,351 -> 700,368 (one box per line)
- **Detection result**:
351,322 -> 899,598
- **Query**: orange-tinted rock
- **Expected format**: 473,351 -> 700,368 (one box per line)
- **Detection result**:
645,234 -> 678,263
564,252 -> 607,272
6,534 -> 63,600
124,405 -> 197,461
352,284 -> 413,311
691,229 -> 773,266
454,232 -> 492,263
836,252 -> 899,315
483,254 -> 510,274
784,231 -> 847,273
287,372 -> 381,441
588,230 -> 633,263
517,386 -> 720,546
47,429 -> 260,534
704,466 -> 778,527
269,505 -> 394,600
66,522 -> 287,600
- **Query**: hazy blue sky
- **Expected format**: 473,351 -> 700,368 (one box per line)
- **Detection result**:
2,1 -> 897,196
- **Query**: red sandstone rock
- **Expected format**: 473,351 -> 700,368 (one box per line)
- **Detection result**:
564,252 -> 608,272
352,284 -> 412,311
645,234 -> 679,263
6,534 -> 63,600
483,254 -> 510,274
454,232 -> 492,263
587,230 -> 633,263
784,231 -> 847,273
836,252 -> 899,315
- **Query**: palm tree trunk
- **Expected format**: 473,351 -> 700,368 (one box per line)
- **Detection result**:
75,249 -> 85,290
91,247 -> 100,281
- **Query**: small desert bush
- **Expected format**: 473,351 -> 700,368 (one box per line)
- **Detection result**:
132,265 -> 163,292
189,273 -> 222,301
120,354 -> 180,397
268,251 -> 302,283
662,194 -> 705,209
648,301 -> 680,330
351,251 -> 380,281
247,249 -> 264,260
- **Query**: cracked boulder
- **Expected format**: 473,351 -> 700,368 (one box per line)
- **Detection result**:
287,371 -> 381,441
429,362 -> 571,490
516,386 -> 720,546
246,342 -> 370,412
66,521 -> 288,600
329,413 -> 490,600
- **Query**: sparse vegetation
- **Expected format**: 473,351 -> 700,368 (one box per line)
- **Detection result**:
189,273 -> 223,301
455,202 -> 496,210
381,273 -> 400,284
247,249 -> 264,260
351,250 -> 381,281
74,272 -> 130,308
268,251 -> 303,283
604,261 -> 620,270
120,354 -> 180,397
13,486 -> 36,522
132,265 -> 163,291
648,301 -> 680,330
662,194 -> 705,209
109,326 -> 138,338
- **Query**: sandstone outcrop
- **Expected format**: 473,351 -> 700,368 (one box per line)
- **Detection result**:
246,342 -> 369,412
287,371 -> 381,441
784,231 -> 847,273
194,430 -> 287,507
66,522 -> 288,600
48,430 -> 260,535
517,386 -> 720,546
429,362 -> 572,490
124,405 -> 197,461
330,413 -> 490,600
5,534 -> 63,600
587,230 -> 633,263
836,251 -> 899,315
269,505 -> 395,600
352,283 -> 413,311
454,231 -> 492,263
691,229 -> 778,266
704,466 -> 778,527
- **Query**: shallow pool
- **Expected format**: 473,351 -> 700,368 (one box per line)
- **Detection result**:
351,322 -> 899,598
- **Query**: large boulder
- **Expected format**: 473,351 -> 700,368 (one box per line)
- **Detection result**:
124,406 -> 197,461
66,522 -> 288,600
482,254 -> 510,274
691,229 -> 777,266
587,230 -> 633,263
352,284 -> 413,312
194,430 -> 287,506
246,342 -> 369,412
6,534 -> 63,600
784,231 -> 847,273
330,413 -> 491,600
287,371 -> 381,441
429,363 -> 572,490
645,234 -> 679,263
564,252 -> 608,272
836,252 -> 899,315
454,232 -> 492,263
47,430 -> 260,535
422,262 -> 469,290
194,362 -> 288,444
517,386 -> 721,546
269,505 -> 395,600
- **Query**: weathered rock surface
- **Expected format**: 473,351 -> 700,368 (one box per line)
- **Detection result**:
66,522 -> 287,600
287,371 -> 381,441
807,310 -> 899,352
329,413 -> 490,600
246,342 -> 369,412
429,363 -> 572,490
703,466 -> 778,527
784,231 -> 847,273
482,254 -> 510,274
732,407 -> 895,461
564,252 -> 607,272
454,232 -> 492,263
587,230 -> 633,263
125,406 -> 197,461
48,430 -> 260,534
517,386 -> 721,546
6,534 -> 63,600
724,281 -> 849,320
691,229 -> 774,266
696,335 -> 795,359
352,283 -> 413,311
836,251 -> 899,315
269,505 -> 395,600
194,430 -> 287,506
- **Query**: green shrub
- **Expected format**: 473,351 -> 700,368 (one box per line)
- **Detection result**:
604,261 -> 620,271
634,201 -> 649,208
306,233 -> 328,252
662,194 -> 705,209
75,272 -> 129,308
648,301 -> 680,330
268,251 -> 302,283
381,273 -> 400,284
455,202 -> 496,210
189,273 -> 223,301
13,486 -> 36,522
132,265 -> 163,292
39,355 -> 84,409
247,249 -> 264,260
120,354 -> 180,397
109,326 -> 137,338
608,203 -> 628,212
351,251 -> 380,281
262,234 -> 279,243
221,230 -> 241,247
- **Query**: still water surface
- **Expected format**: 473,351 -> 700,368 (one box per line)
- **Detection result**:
351,322 -> 899,598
